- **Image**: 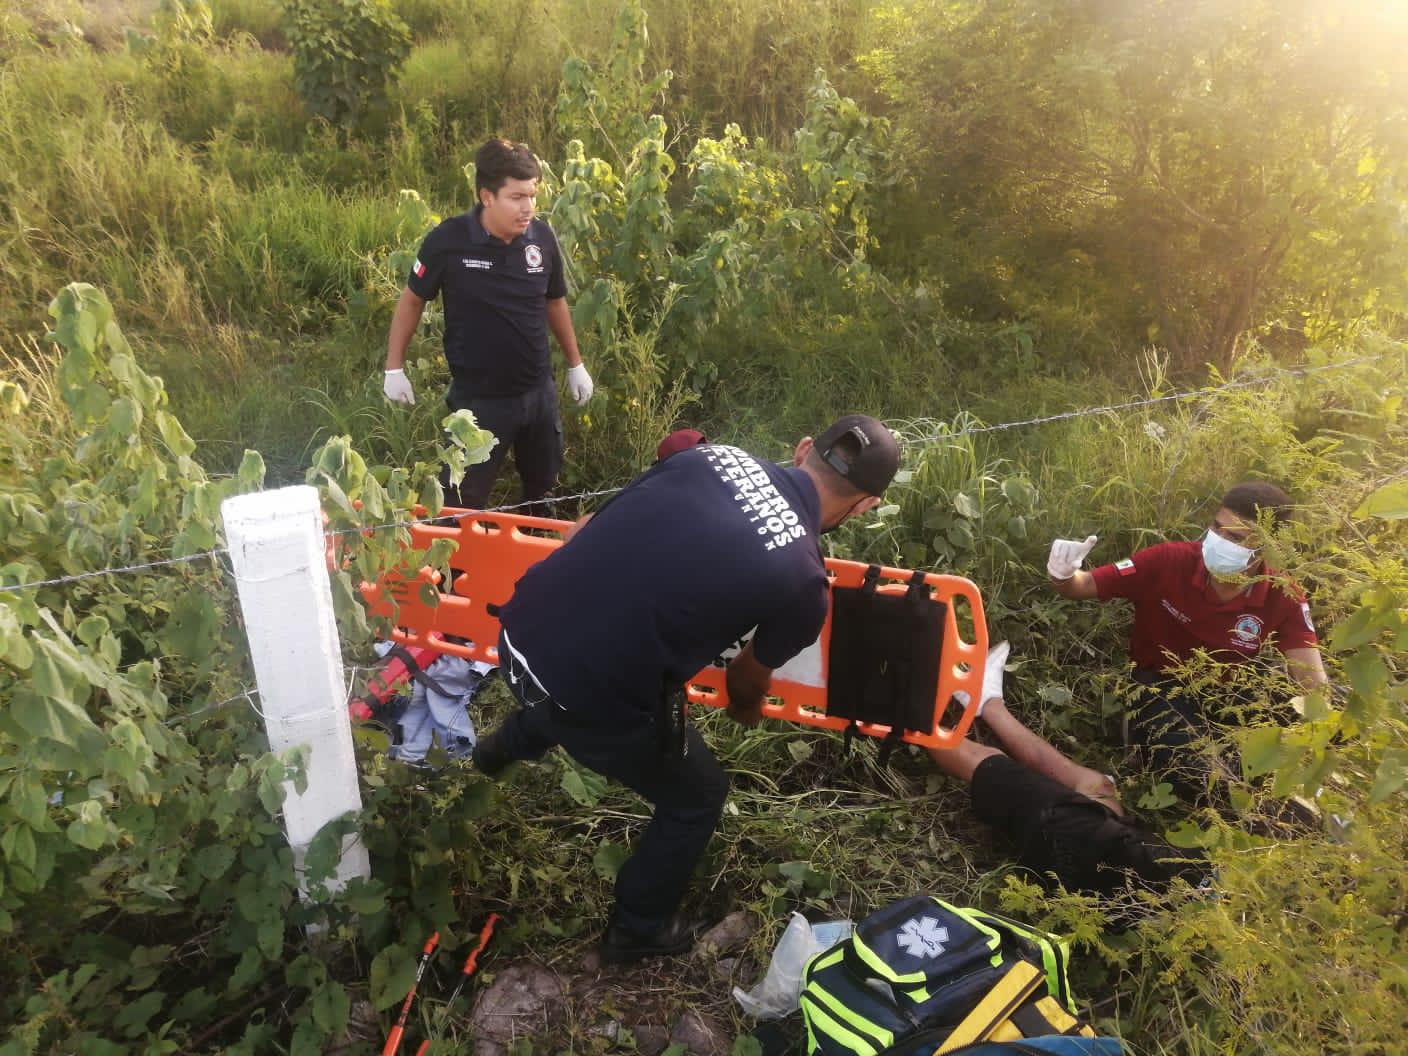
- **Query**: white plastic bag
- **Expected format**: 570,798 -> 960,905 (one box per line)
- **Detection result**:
732,913 -> 853,1020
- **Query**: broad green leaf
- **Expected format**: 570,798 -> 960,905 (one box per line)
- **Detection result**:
289,1016 -> 324,1056
227,946 -> 264,995
10,777 -> 50,828
285,954 -> 327,992
113,990 -> 165,1038
311,980 -> 351,1033
235,449 -> 267,491
341,877 -> 389,916
154,410 -> 196,458
1369,749 -> 1408,805
561,766 -> 606,807
1344,648 -> 1389,700
257,918 -> 284,960
257,764 -> 287,816
953,491 -> 981,519
593,841 -> 629,881
193,844 -> 237,881
30,636 -> 93,705
1241,726 -> 1285,778
368,943 -> 417,1010
1163,820 -> 1213,849
0,607 -> 34,669
66,801 -> 108,850
1329,604 -> 1393,651
158,588 -> 220,661
1352,481 -> 1408,520
235,870 -> 283,925
1136,783 -> 1177,811
441,410 -> 498,465
1,823 -> 37,871
75,615 -> 109,648
170,986 -> 217,1024
9,687 -> 104,753
778,861 -> 811,889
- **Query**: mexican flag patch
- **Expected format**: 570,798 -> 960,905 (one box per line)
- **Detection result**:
1115,558 -> 1136,576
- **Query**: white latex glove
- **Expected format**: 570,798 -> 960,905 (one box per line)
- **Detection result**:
1047,534 -> 1098,580
954,640 -> 1010,718
566,362 -> 593,406
383,368 -> 415,405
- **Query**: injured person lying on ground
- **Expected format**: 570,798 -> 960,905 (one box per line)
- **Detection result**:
928,641 -> 1210,896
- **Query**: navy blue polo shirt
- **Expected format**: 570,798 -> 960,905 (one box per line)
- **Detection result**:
407,207 -> 568,397
499,444 -> 830,720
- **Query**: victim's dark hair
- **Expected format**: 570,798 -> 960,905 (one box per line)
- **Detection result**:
1220,480 -> 1294,528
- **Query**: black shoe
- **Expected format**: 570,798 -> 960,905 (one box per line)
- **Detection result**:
599,915 -> 695,965
471,731 -> 514,779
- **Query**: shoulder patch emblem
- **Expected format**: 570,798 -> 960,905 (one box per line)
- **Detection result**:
1301,602 -> 1316,634
412,259 -> 426,278
1115,558 -> 1136,576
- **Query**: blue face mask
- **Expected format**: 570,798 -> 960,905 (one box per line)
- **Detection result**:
1202,528 -> 1255,577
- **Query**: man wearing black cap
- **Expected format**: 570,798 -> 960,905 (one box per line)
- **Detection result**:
473,415 -> 901,962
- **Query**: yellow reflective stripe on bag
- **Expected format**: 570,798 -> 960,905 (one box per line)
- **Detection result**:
801,994 -> 882,1056
803,980 -> 896,1051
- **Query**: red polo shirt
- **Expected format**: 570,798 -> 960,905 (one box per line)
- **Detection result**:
1089,541 -> 1318,672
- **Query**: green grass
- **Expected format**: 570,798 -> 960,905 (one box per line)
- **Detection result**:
1,3 -> 1406,1051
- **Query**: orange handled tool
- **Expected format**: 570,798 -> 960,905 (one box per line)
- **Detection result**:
382,931 -> 440,1056
413,913 -> 501,1056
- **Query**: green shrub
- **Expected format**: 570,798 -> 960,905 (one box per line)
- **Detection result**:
282,0 -> 411,127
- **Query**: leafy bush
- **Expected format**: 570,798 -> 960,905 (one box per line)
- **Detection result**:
0,285 -> 499,1051
282,0 -> 410,127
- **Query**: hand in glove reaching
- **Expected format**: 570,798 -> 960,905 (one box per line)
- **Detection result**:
1046,535 -> 1098,580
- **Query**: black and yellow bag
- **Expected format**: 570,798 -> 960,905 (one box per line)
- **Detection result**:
800,896 -> 1107,1056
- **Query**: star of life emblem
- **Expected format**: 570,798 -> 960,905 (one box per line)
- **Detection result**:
897,916 -> 949,959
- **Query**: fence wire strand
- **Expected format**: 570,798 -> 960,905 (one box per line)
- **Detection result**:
0,351 -> 1391,597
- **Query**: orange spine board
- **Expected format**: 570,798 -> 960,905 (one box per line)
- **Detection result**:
357,508 -> 986,750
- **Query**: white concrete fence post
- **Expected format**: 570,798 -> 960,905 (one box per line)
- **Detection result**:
221,485 -> 370,897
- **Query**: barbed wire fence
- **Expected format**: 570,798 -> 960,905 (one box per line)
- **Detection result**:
0,350 -> 1393,599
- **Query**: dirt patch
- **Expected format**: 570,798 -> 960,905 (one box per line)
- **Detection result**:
462,920 -> 764,1055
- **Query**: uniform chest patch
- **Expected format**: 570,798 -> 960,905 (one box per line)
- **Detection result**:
524,244 -> 544,273
1231,614 -> 1264,646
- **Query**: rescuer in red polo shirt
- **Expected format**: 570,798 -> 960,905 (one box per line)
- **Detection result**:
1045,481 -> 1328,803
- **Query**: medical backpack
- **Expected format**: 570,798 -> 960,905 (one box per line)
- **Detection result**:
800,896 -> 1119,1056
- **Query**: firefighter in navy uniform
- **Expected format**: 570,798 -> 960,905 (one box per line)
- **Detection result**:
474,416 -> 901,963
382,138 -> 592,511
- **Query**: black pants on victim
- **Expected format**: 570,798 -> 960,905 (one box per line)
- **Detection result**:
487,634 -> 730,936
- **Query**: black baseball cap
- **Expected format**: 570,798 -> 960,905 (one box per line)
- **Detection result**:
813,415 -> 901,496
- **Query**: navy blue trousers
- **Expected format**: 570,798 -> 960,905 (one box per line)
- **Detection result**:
489,636 -> 729,935
442,377 -> 562,510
